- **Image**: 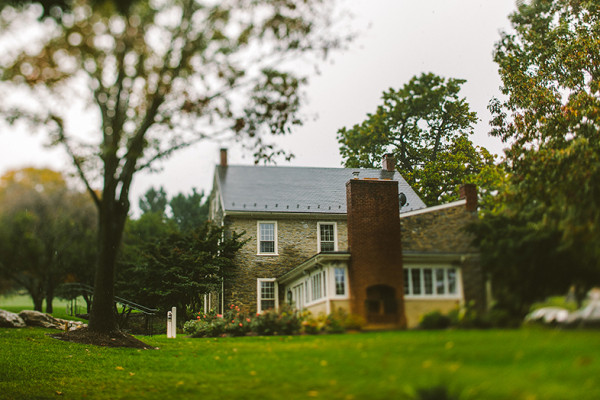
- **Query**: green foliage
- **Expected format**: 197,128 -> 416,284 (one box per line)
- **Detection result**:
337,72 -> 493,206
183,306 -> 363,337
169,188 -> 209,232
419,311 -> 452,330
117,223 -> 245,320
138,187 -> 168,216
474,0 -> 600,316
0,168 -> 96,313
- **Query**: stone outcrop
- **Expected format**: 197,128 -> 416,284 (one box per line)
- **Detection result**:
17,310 -> 86,331
0,309 -> 26,328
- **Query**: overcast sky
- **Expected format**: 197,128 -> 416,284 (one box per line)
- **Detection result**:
0,0 -> 518,211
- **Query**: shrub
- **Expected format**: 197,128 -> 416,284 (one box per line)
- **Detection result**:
419,311 -> 452,330
250,306 -> 303,336
184,305 -> 364,337
301,309 -> 365,334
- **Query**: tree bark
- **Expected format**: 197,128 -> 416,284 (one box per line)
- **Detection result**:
88,200 -> 128,333
45,285 -> 54,314
31,286 -> 44,312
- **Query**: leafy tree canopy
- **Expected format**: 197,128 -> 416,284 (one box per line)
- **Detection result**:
114,187 -> 231,318
0,0 -> 348,332
0,167 -> 96,312
473,0 -> 600,313
337,72 -> 494,206
139,186 -> 168,216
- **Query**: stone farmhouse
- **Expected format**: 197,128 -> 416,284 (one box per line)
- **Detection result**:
207,149 -> 486,328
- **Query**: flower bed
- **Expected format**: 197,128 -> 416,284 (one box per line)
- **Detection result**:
183,305 -> 364,337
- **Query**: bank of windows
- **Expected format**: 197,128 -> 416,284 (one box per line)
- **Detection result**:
318,222 -> 337,252
257,279 -> 277,312
293,267 -> 346,308
257,222 -> 277,255
404,267 -> 458,297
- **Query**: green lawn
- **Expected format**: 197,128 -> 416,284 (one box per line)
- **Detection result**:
0,327 -> 598,400
0,293 -> 87,321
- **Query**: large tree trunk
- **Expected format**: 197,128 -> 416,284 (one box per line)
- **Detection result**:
31,284 -> 44,312
88,201 -> 128,333
45,285 -> 54,314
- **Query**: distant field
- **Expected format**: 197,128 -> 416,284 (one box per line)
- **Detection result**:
0,327 -> 598,400
0,293 -> 87,320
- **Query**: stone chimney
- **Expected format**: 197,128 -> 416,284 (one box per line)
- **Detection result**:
346,178 -> 406,328
220,148 -> 228,167
382,153 -> 395,172
459,183 -> 477,212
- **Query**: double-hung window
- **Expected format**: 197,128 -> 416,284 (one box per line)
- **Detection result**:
334,267 -> 346,296
257,279 -> 277,312
404,267 -> 459,297
258,222 -> 277,255
318,222 -> 337,252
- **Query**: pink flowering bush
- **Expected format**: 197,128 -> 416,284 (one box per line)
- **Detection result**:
250,306 -> 303,335
183,304 -> 363,337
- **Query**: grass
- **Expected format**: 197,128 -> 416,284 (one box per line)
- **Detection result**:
0,327 -> 598,400
0,293 -> 88,321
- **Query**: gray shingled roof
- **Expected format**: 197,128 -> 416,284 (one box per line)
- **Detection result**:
216,165 -> 426,214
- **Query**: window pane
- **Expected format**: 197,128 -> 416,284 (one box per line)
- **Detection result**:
320,224 -> 334,241
320,242 -> 335,252
261,299 -> 275,310
260,281 -> 275,311
260,241 -> 275,253
423,268 -> 433,294
261,281 -> 275,299
260,223 -> 274,241
335,268 -> 345,295
312,273 -> 322,301
448,269 -> 457,294
411,269 -> 421,295
320,224 -> 335,252
435,269 -> 445,295
259,223 -> 275,253
404,269 -> 410,295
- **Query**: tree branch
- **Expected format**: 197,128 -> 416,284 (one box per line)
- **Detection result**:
49,115 -> 101,209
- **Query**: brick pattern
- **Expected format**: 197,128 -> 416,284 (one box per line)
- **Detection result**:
222,216 -> 348,313
346,179 -> 406,328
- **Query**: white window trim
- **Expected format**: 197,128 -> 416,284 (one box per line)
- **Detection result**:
257,278 -> 278,313
317,222 -> 338,253
257,221 -> 278,255
403,265 -> 463,300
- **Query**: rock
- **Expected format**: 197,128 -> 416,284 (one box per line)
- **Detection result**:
0,309 -> 26,328
18,310 -> 63,329
17,310 -> 87,331
55,318 -> 87,331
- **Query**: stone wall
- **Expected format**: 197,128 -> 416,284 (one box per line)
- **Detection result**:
223,215 -> 348,313
402,202 -> 486,312
401,202 -> 478,254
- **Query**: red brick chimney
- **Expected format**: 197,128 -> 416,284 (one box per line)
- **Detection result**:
346,178 -> 406,328
459,184 -> 477,212
220,148 -> 228,167
382,153 -> 395,172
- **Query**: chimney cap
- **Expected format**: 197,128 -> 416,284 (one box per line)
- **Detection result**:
382,153 -> 395,172
220,148 -> 228,167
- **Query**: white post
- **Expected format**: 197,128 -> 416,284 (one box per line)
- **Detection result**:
166,311 -> 172,338
171,306 -> 177,338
